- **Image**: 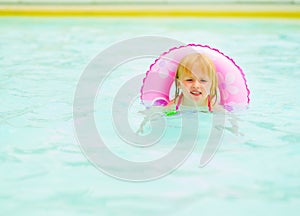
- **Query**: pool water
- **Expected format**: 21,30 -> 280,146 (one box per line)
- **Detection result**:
1,17 -> 300,215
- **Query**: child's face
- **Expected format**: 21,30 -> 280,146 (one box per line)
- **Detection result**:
178,64 -> 212,106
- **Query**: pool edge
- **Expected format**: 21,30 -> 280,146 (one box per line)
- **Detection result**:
0,4 -> 299,18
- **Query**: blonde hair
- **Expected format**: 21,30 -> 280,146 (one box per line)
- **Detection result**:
175,53 -> 218,105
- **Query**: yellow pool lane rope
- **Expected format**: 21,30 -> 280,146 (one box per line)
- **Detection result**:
0,6 -> 299,18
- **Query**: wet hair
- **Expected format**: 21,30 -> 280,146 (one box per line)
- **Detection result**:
175,53 -> 218,105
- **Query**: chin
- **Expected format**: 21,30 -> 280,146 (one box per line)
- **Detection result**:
190,95 -> 205,100
191,95 -> 208,104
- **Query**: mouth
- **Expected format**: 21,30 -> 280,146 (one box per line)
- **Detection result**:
190,91 -> 202,96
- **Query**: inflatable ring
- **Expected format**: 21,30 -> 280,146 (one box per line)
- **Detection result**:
140,44 -> 250,111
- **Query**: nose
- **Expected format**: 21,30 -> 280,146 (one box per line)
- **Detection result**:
192,80 -> 202,89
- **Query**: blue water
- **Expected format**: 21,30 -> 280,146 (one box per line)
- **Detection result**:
1,17 -> 300,215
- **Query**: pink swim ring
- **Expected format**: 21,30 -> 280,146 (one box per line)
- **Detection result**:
140,44 -> 250,111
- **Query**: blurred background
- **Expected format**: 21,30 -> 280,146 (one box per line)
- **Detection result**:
0,0 -> 299,3
0,0 -> 299,18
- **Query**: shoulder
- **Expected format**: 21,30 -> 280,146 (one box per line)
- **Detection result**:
163,100 -> 176,113
212,104 -> 226,113
166,100 -> 175,107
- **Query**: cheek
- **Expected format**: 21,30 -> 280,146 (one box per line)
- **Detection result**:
180,81 -> 188,88
183,83 -> 192,89
205,83 -> 212,92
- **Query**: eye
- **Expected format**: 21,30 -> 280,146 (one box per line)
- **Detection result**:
185,78 -> 193,82
200,79 -> 207,82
